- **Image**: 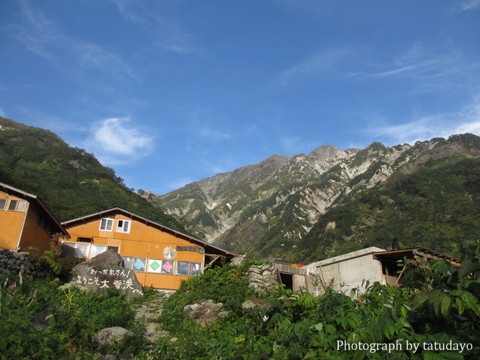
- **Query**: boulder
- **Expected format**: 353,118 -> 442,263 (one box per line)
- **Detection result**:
93,327 -> 131,346
71,250 -> 143,301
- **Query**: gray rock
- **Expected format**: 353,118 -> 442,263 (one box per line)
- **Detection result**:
71,250 -> 143,301
92,327 -> 131,346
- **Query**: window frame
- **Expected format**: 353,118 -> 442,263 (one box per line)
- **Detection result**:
99,218 -> 114,231
116,219 -> 131,233
60,241 -> 120,259
6,199 -> 27,212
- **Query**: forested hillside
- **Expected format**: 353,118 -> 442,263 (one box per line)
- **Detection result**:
0,117 -> 184,230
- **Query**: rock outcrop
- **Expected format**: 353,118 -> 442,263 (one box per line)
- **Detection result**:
71,250 -> 143,301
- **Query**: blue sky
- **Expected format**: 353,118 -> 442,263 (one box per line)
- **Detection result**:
1,0 -> 480,194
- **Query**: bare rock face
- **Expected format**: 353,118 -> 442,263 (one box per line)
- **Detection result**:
184,299 -> 229,327
71,249 -> 143,301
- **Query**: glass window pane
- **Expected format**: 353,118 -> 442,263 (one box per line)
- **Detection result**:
123,256 -> 135,270
190,263 -> 201,276
147,259 -> 163,273
161,260 -> 174,274
0,199 -> 6,210
177,261 -> 189,275
133,257 -> 146,272
16,200 -> 26,211
100,218 -> 113,231
90,244 -> 107,258
8,200 -> 18,211
75,243 -> 90,258
117,220 -> 130,233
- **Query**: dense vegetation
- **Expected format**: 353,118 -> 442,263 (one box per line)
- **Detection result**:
1,241 -> 478,359
300,156 -> 480,262
0,117 -> 183,229
140,241 -> 479,359
0,265 -> 148,359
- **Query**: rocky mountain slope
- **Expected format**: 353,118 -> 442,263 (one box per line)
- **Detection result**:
152,134 -> 480,261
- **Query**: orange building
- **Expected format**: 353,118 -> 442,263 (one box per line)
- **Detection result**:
61,208 -> 237,290
0,182 -> 68,253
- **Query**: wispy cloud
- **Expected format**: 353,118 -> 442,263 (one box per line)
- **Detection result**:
366,100 -> 480,145
363,43 -> 461,81
109,0 -> 144,23
85,117 -> 154,165
198,126 -> 231,140
347,43 -> 480,98
14,0 -> 138,82
109,0 -> 199,54
74,42 -> 139,81
460,0 -> 480,11
274,47 -> 353,86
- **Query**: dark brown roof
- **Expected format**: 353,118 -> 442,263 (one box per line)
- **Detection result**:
374,247 -> 460,266
62,207 -> 239,258
0,182 -> 69,236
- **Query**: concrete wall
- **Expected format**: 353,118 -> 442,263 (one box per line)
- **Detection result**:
306,247 -> 386,295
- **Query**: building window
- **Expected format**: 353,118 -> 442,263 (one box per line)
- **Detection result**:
61,241 -> 119,259
160,260 -> 174,274
177,261 -> 190,275
189,262 -> 201,276
117,219 -> 131,233
123,257 -> 146,272
99,218 -> 114,231
147,259 -> 163,273
7,199 -> 27,211
0,198 -> 6,210
78,237 -> 93,242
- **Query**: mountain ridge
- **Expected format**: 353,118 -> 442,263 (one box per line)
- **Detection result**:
151,134 -> 480,261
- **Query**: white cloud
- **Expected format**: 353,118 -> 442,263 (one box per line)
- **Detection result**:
0,107 -> 6,117
86,117 -> 154,165
460,0 -> 480,11
366,100 -> 480,145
